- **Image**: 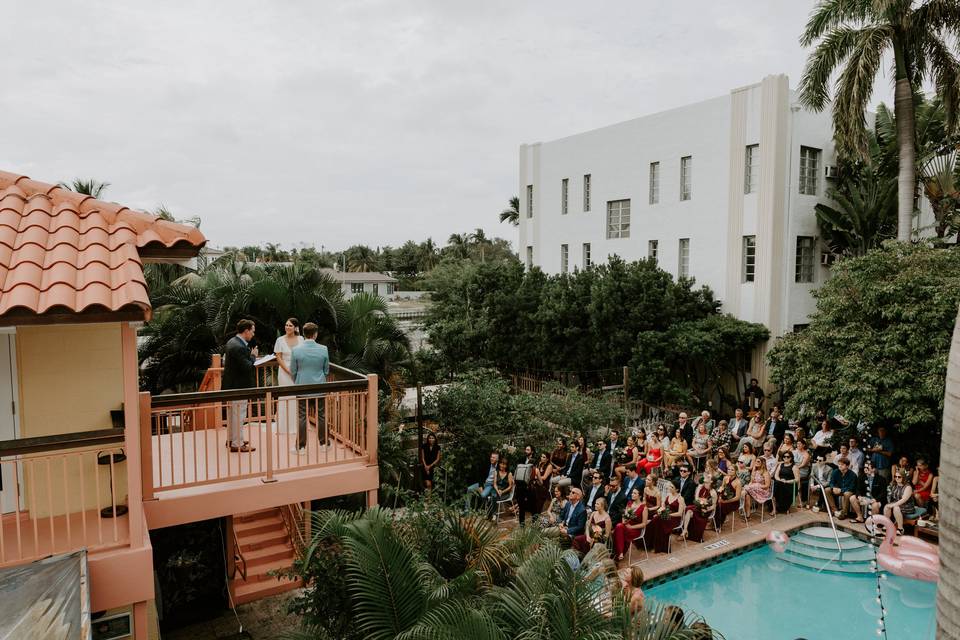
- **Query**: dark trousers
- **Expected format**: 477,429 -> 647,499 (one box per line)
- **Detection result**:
297,395 -> 326,449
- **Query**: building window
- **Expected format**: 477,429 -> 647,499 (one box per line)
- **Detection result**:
582,243 -> 592,268
678,238 -> 690,278
606,199 -> 630,239
560,244 -> 569,274
796,236 -> 815,283
744,144 -> 759,194
583,174 -> 591,212
793,323 -> 810,332
526,184 -> 534,217
351,283 -> 364,294
648,240 -> 658,263
680,156 -> 692,201
649,162 -> 660,204
561,178 -> 569,215
526,246 -> 533,269
742,235 -> 756,283
799,146 -> 820,195
386,283 -> 395,295
373,283 -> 379,296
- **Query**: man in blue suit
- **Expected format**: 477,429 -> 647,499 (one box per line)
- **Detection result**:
558,487 -> 587,544
291,322 -> 330,453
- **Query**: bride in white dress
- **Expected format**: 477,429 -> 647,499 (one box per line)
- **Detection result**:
273,318 -> 303,434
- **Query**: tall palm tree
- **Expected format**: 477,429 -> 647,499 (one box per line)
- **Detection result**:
60,178 -> 110,199
345,245 -> 380,272
471,228 -> 491,263
798,0 -> 960,241
499,196 -> 520,226
419,237 -> 440,272
939,308 -> 960,638
333,293 -> 410,385
446,233 -> 471,260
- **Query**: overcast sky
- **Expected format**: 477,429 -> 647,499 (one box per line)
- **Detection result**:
0,1 -> 896,252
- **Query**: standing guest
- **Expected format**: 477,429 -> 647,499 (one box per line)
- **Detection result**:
550,438 -> 569,471
847,437 -> 865,475
622,567 -> 645,613
676,413 -> 694,447
736,443 -> 756,486
687,421 -> 711,471
710,420 -> 732,456
892,455 -> 913,485
419,432 -> 441,491
605,475 -> 628,525
531,453 -> 554,515
680,476 -> 717,542
714,465 -> 743,529
538,484 -> 568,528
851,460 -> 888,523
551,441 -> 584,488
613,488 -> 649,561
573,497 -> 612,554
648,482 -> 685,553
744,377 -> 765,412
557,488 -> 588,544
222,319 -> 258,453
664,428 -> 688,470
794,439 -> 812,504
514,445 -> 537,525
584,471 -> 606,513
728,408 -> 750,450
827,458 -> 857,519
866,426 -> 894,479
743,458 -> 772,518
673,464 -> 696,505
290,322 -> 330,454
273,318 -> 303,434
912,458 -> 935,507
884,470 -> 920,534
465,451 -> 499,512
773,452 -> 799,513
487,457 -> 514,519
807,453 -> 833,510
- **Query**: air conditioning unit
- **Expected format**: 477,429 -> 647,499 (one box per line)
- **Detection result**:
820,251 -> 837,266
824,165 -> 839,179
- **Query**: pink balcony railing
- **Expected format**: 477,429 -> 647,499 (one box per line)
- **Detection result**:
141,364 -> 378,496
0,429 -> 129,567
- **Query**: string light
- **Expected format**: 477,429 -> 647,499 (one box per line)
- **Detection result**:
867,519 -> 889,640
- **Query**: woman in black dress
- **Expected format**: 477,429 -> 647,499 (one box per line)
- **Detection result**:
773,451 -> 798,513
419,432 -> 441,490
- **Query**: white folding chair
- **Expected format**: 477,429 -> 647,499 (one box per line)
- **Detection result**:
626,524 -> 649,565
494,486 -> 516,523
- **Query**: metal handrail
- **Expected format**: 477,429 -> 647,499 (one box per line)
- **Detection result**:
813,482 -> 844,552
280,504 -> 307,557
0,428 -> 125,457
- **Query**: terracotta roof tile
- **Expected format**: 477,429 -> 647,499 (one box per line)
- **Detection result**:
0,170 -> 206,321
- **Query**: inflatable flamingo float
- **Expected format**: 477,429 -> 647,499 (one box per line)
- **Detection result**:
866,515 -> 939,583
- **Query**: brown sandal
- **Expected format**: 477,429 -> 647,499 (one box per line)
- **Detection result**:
229,444 -> 256,453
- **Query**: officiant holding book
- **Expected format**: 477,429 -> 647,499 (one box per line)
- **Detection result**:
223,319 -> 258,453
290,322 -> 330,454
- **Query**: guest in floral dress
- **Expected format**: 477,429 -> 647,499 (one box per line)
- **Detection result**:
743,458 -> 772,518
710,420 -> 732,455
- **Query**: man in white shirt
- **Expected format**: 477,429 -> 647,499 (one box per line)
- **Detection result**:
847,437 -> 865,475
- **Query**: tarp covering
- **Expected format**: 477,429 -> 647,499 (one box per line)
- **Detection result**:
0,551 -> 90,640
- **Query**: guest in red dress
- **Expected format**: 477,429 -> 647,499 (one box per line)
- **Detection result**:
647,482 -> 685,553
714,465 -> 743,529
681,476 -> 718,542
612,488 -> 649,561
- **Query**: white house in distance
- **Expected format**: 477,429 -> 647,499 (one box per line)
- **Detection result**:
518,74 -> 842,386
321,268 -> 397,299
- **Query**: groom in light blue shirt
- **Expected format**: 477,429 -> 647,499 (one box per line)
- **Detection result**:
291,322 -> 330,453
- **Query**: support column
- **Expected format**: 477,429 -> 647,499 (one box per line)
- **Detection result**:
366,489 -> 378,509
133,601 -> 148,639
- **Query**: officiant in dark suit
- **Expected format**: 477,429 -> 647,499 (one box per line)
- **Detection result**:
222,319 -> 257,453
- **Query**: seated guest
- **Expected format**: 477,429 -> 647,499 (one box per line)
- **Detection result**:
584,470 -> 606,512
794,439 -> 812,504
702,458 -> 722,487
664,428 -> 688,470
613,489 -> 649,562
573,497 -> 612,554
807,453 -> 834,510
643,470 -> 662,512
760,442 -> 777,477
714,464 -> 743,529
811,418 -> 836,459
486,457 -> 514,519
736,443 -> 756,486
676,413 -> 693,447
680,475 -> 718,542
715,447 -> 732,475
884,470 -> 920,534
622,567 -> 645,613
728,408 -> 750,451
912,457 -> 935,507
687,420 -> 712,471
530,453 -> 555,516
743,458 -> 772,518
772,451 -> 799,513
847,436 -> 865,475
582,440 -> 613,492
614,435 -> 642,477
464,451 -> 499,512
557,488 -> 587,544
639,432 -> 665,474
622,463 -> 645,498
674,464 -> 697,505
764,407 -> 787,449
551,441 -> 584,488
735,412 -> 766,456
605,475 -> 628,525
827,457 -> 857,519
577,435 -> 593,468
710,420 -> 732,456
850,459 -> 888,523
647,482 -> 685,553
537,484 -> 568,528
651,424 -> 670,452
775,433 -> 796,462
550,438 -> 569,471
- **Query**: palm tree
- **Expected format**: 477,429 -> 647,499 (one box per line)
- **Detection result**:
60,178 -> 110,199
446,233 -> 471,260
815,166 -> 897,257
798,0 -> 960,241
333,293 -> 410,385
939,309 -> 960,638
499,196 -> 520,226
344,245 -> 380,272
419,238 -> 440,272
471,227 -> 491,263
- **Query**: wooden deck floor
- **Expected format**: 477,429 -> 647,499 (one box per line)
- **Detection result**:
151,423 -> 363,490
0,507 -> 129,567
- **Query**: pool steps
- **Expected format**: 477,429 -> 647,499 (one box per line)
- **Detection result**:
777,527 -> 877,575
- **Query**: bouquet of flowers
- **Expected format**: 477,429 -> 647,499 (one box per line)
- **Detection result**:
591,523 -> 607,543
624,507 -> 644,525
696,498 -> 711,518
614,447 -> 630,465
657,506 -> 672,520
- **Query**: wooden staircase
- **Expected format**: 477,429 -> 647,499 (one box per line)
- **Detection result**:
228,507 -> 302,605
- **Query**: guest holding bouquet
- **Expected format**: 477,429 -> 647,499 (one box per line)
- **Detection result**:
647,482 -> 685,553
612,488 -> 649,561
714,465 -> 743,528
680,476 -> 717,542
573,497 -> 612,554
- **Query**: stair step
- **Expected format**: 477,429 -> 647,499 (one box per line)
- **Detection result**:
790,532 -> 864,550
244,544 -> 295,568
784,543 -> 875,562
236,508 -> 280,523
778,553 -> 875,574
242,557 -> 297,582
239,529 -> 290,552
803,526 -> 853,539
235,518 -> 284,537
231,576 -> 302,605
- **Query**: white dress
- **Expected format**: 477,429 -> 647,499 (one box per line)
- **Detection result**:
273,335 -> 303,434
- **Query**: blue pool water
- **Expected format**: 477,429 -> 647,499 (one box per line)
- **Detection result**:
646,546 -> 936,640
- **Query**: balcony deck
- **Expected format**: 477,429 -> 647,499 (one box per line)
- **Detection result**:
0,507 -> 129,566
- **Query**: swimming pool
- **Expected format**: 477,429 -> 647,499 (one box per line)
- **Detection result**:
646,543 -> 936,640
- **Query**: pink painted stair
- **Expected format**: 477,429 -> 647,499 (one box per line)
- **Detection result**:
229,507 -> 302,605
